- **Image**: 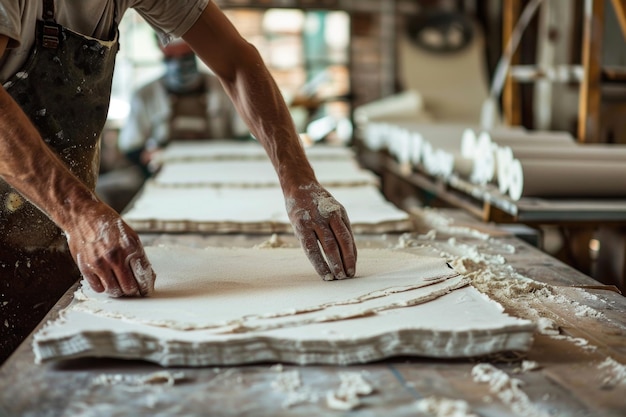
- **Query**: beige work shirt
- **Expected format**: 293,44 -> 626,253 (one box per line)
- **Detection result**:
0,0 -> 210,83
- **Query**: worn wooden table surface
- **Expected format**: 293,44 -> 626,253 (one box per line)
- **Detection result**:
1,209 -> 625,417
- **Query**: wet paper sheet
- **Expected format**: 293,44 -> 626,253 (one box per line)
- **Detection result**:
34,246 -> 535,366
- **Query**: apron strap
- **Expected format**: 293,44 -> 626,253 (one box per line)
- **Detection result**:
43,0 -> 55,21
41,0 -> 60,49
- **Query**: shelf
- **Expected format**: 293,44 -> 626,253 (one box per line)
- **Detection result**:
359,148 -> 626,226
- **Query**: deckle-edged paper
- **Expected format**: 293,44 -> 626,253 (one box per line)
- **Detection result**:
33,246 -> 535,366
153,159 -> 379,188
156,140 -> 355,163
122,184 -> 413,234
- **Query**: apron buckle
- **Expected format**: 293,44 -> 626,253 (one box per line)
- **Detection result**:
42,23 -> 60,49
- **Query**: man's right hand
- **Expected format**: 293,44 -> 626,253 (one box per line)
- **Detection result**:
65,203 -> 156,297
1,36 -> 155,297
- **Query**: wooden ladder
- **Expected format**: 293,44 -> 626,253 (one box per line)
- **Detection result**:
503,0 -> 626,143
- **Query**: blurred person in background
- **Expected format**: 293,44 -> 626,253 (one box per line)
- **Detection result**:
118,37 -> 249,177
97,37 -> 248,210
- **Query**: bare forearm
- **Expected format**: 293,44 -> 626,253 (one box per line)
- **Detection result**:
225,50 -> 316,189
183,3 -> 316,193
0,88 -> 98,231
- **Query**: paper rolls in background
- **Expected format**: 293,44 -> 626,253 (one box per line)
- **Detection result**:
415,124 -> 474,178
357,103 -> 626,201
360,121 -> 479,178
470,129 -> 576,185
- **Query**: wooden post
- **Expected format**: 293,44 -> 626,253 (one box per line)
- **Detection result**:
610,0 -> 626,40
578,0 -> 605,143
503,0 -> 523,126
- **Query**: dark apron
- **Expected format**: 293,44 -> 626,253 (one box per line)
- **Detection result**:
0,0 -> 119,362
168,85 -> 212,141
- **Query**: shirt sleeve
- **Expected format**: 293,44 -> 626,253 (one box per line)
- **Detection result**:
132,0 -> 210,45
0,1 -> 24,48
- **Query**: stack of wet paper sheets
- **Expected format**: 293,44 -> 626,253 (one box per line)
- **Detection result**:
154,140 -> 357,163
33,246 -> 535,366
122,141 -> 413,233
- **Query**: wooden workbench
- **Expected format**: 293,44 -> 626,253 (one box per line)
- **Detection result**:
1,209 -> 625,417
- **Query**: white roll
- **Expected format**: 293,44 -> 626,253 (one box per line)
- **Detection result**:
461,128 -> 478,159
510,144 -> 626,161
496,146 -> 515,194
508,158 -> 524,201
363,122 -> 387,151
421,141 -> 439,176
485,129 -> 576,148
470,132 -> 497,184
409,132 -> 424,167
436,149 -> 455,178
453,154 -> 474,178
508,158 -> 626,201
389,127 -> 413,164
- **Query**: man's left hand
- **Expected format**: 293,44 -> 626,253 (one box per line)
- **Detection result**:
285,182 -> 357,280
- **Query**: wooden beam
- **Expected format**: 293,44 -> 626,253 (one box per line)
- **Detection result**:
578,0 -> 605,143
610,0 -> 626,40
503,0 -> 523,126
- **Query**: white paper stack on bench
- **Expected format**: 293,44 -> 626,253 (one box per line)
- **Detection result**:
33,246 -> 535,366
153,159 -> 379,188
123,183 -> 413,233
125,139 -> 411,234
156,140 -> 355,163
